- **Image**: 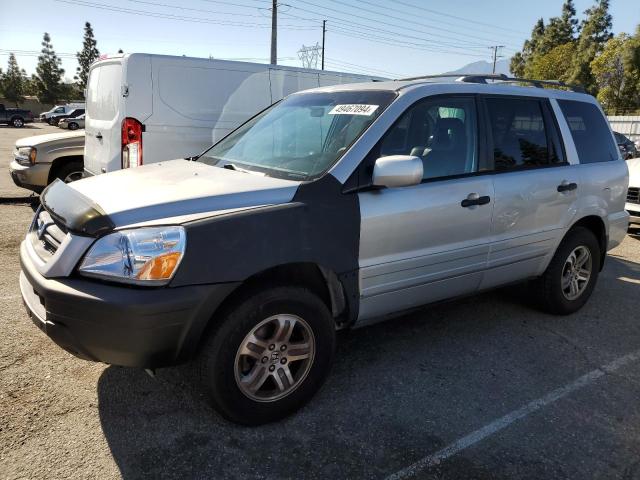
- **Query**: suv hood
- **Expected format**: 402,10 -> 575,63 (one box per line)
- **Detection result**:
628,157 -> 640,188
67,159 -> 301,228
16,131 -> 85,148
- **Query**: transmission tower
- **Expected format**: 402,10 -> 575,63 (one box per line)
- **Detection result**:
298,43 -> 322,69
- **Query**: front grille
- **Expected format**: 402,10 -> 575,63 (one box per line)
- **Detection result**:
30,209 -> 67,260
628,187 -> 640,205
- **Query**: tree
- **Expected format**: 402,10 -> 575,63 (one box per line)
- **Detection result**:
622,25 -> 640,110
75,22 -> 99,95
510,18 -> 545,77
34,32 -> 65,104
2,53 -> 27,106
591,27 -> 640,114
569,0 -> 613,92
537,0 -> 578,54
527,43 -> 575,82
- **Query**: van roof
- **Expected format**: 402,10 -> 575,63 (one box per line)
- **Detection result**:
90,52 -> 386,81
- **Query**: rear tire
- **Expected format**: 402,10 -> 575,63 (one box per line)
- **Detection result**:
196,286 -> 336,425
11,117 -> 24,128
535,227 -> 601,315
68,122 -> 79,130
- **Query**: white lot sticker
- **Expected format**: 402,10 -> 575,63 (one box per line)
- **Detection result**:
329,104 -> 379,116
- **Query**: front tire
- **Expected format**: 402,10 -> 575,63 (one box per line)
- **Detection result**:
535,227 -> 601,315
54,160 -> 85,184
11,117 -> 24,128
68,122 -> 79,130
197,286 -> 336,425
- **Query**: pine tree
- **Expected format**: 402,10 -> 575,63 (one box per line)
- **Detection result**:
2,53 -> 26,106
75,22 -> 99,95
34,32 -> 65,104
511,18 -> 546,76
569,0 -> 613,93
538,1 -> 578,54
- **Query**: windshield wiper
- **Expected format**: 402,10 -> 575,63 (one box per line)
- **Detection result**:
222,162 -> 264,175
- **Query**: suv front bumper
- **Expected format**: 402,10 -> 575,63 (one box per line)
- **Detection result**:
9,160 -> 50,193
19,241 -> 238,368
626,202 -> 640,224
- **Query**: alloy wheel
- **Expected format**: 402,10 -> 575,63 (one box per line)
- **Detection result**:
561,245 -> 592,301
234,314 -> 315,402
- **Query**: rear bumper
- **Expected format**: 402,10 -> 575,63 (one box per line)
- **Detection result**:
20,241 -> 239,368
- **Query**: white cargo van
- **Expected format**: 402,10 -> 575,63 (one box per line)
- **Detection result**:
84,53 -> 383,175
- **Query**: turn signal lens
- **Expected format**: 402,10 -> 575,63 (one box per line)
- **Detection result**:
136,251 -> 182,281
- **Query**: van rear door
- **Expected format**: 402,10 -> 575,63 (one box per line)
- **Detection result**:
84,60 -> 124,175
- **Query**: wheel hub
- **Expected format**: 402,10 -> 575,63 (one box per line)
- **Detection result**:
234,314 -> 315,402
561,245 -> 592,301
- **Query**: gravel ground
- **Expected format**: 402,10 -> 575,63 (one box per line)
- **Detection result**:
1,200 -> 640,479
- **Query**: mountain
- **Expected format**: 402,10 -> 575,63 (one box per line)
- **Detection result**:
444,58 -> 511,76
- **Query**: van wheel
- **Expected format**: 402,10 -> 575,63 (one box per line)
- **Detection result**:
55,161 -> 85,183
535,227 -> 601,315
196,286 -> 335,425
11,117 -> 24,128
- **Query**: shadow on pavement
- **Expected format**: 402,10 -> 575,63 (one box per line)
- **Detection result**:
97,255 -> 640,479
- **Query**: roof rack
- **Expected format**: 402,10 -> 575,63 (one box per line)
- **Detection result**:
397,73 -> 585,93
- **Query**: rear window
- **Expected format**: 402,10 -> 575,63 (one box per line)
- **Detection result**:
87,63 -> 122,121
557,100 -> 618,163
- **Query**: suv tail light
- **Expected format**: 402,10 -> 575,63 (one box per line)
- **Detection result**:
121,117 -> 143,168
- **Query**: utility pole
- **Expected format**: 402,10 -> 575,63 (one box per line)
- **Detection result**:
321,20 -> 326,70
270,0 -> 277,64
489,45 -> 505,74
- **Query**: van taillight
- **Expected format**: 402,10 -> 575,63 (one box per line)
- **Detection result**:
121,117 -> 143,168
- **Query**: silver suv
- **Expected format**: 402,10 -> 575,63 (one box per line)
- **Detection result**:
19,75 -> 629,425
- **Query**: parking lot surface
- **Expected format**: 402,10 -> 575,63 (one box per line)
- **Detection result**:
0,123 -> 61,198
1,138 -> 640,479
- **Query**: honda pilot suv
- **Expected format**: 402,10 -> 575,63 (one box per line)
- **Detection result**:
19,75 -> 629,425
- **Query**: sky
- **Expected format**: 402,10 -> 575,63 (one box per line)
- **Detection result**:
0,0 -> 638,80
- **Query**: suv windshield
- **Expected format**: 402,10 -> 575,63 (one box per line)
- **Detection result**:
200,90 -> 396,180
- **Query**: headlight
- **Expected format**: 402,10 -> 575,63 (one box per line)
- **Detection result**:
15,146 -> 37,166
78,226 -> 186,285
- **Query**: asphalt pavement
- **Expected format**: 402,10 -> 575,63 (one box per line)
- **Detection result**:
1,200 -> 640,479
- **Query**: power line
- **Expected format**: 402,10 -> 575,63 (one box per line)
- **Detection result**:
285,7 -> 500,50
388,0 -> 528,36
351,0 -> 526,43
281,9 -> 492,53
127,0 -> 283,20
293,0 -> 519,50
327,27 -> 489,58
324,57 -> 401,77
52,0 -> 316,30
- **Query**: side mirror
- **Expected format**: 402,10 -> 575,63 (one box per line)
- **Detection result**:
372,155 -> 423,188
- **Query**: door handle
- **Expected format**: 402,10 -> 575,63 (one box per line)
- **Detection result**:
461,194 -> 491,208
557,182 -> 577,193
95,132 -> 103,140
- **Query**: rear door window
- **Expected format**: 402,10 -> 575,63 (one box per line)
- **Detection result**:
557,100 -> 619,163
484,97 -> 559,170
87,63 -> 122,121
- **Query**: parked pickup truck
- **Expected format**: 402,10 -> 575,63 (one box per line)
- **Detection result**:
9,131 -> 85,193
0,104 -> 34,127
